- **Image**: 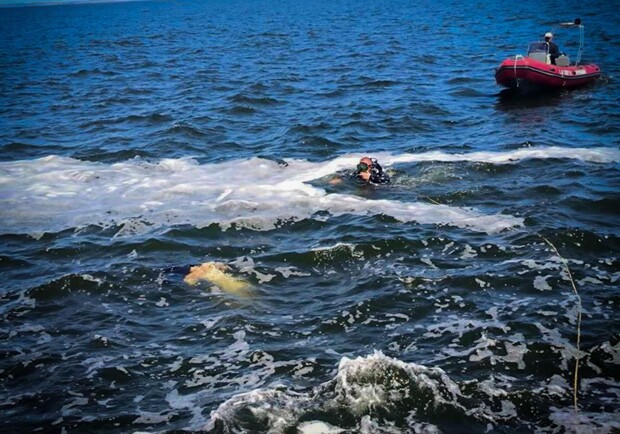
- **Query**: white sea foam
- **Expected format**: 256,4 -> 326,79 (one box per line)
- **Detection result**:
460,244 -> 478,259
0,159 -> 498,236
533,275 -> 553,291
198,348 -> 620,433
600,341 -> 620,365
205,351 -> 466,432
2,147 -> 616,236
275,266 -> 311,278
548,408 -> 620,433
166,388 -> 207,429
378,146 -> 620,165
132,411 -> 172,425
298,421 -> 345,434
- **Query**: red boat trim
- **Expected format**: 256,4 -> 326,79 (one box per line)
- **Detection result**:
495,65 -> 601,81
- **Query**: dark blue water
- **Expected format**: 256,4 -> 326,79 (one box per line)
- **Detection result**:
1,0 -> 619,432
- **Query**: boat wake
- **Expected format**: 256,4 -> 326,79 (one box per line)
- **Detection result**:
0,147 -> 617,238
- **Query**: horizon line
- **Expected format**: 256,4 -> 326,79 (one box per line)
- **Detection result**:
0,0 -> 150,8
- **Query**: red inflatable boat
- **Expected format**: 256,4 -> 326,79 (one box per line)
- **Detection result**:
495,19 -> 601,91
495,51 -> 601,90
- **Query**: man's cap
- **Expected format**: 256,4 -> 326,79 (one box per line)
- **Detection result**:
545,32 -> 553,38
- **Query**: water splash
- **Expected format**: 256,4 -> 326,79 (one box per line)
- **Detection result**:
1,147 -> 616,237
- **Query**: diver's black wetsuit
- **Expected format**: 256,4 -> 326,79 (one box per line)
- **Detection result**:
353,160 -> 390,184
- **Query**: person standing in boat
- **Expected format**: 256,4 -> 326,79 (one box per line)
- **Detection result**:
544,32 -> 561,65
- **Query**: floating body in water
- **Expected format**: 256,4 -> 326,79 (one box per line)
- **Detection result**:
184,261 -> 251,295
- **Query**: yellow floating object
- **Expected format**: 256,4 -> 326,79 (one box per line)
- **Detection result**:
184,261 -> 250,295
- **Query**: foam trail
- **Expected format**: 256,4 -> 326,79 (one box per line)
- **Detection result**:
319,194 -> 522,233
278,146 -> 620,184
382,146 -> 620,166
3,146 -> 613,236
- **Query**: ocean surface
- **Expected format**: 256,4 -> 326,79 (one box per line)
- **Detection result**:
1,0 -> 619,432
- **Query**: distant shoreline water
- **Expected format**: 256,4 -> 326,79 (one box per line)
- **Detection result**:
0,0 -> 147,9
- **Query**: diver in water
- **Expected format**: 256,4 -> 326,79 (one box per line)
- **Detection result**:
353,157 -> 390,184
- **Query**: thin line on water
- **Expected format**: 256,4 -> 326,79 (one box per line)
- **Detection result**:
421,195 -> 442,206
541,235 -> 582,412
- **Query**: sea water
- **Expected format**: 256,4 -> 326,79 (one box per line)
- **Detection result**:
1,0 -> 619,432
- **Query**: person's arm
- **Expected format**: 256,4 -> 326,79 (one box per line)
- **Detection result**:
358,170 -> 371,182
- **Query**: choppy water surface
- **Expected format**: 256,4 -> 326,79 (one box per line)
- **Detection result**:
1,0 -> 619,432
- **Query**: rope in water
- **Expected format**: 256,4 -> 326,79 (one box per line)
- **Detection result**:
541,236 -> 582,411
422,195 -> 442,206
422,197 -> 583,410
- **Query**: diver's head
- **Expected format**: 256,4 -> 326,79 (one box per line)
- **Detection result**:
544,32 -> 553,42
357,157 -> 373,172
